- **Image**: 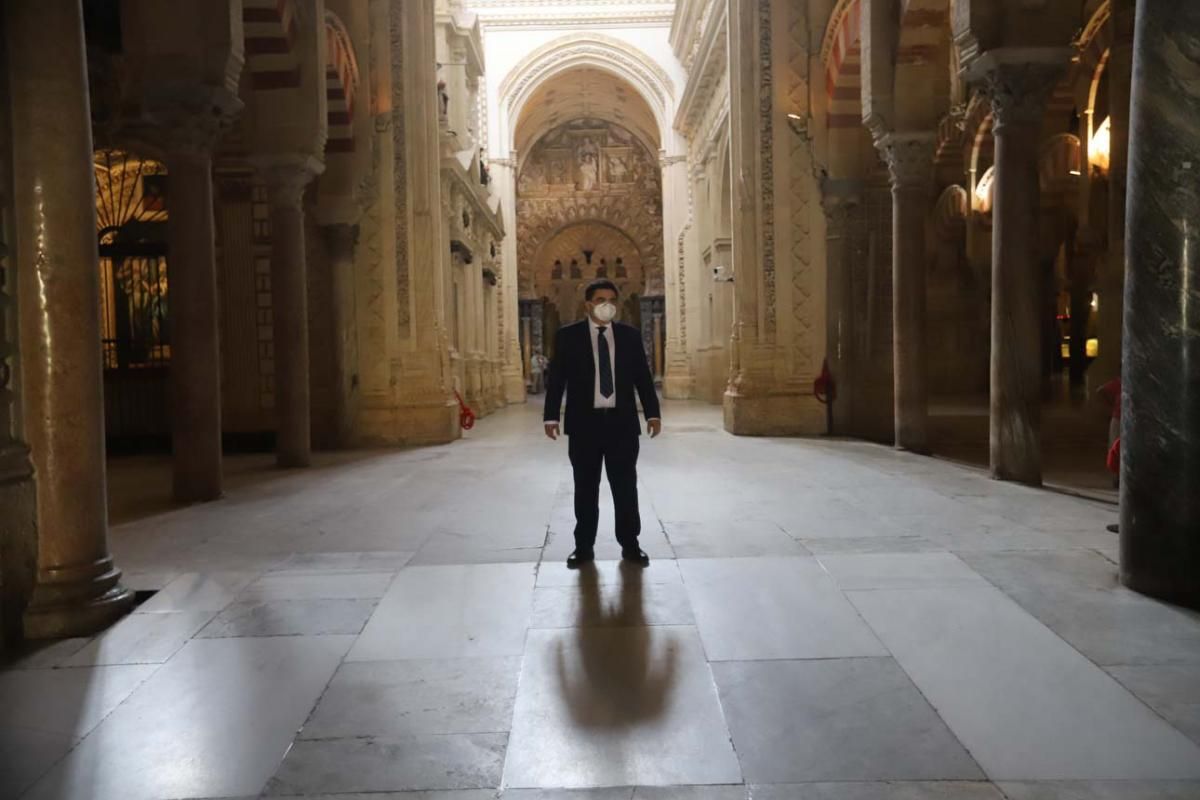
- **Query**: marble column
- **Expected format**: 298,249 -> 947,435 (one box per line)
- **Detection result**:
821,179 -> 863,437
322,222 -> 358,446
161,95 -> 238,502
879,133 -> 935,452
1096,0 -> 1136,388
1119,0 -> 1200,609
5,0 -> 133,637
975,53 -> 1067,485
261,160 -> 320,468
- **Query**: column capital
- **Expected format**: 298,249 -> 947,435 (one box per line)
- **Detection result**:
255,155 -> 324,209
819,177 -> 863,228
968,49 -> 1072,133
148,85 -> 243,158
876,132 -> 937,190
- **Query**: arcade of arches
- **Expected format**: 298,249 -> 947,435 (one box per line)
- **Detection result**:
0,0 -> 1199,795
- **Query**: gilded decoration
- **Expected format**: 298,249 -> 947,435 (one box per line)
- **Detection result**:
516,119 -> 664,324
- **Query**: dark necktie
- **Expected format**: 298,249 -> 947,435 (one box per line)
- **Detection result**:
597,327 -> 614,398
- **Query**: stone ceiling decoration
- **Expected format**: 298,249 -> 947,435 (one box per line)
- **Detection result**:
516,118 -> 664,306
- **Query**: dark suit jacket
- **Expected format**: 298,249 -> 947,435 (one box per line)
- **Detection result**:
543,319 -> 661,437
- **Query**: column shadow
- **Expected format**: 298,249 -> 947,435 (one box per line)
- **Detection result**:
554,562 -> 679,727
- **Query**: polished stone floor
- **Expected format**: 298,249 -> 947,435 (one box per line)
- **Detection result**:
4,401 -> 1200,800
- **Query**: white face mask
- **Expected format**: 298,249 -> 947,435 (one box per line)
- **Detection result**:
592,301 -> 617,323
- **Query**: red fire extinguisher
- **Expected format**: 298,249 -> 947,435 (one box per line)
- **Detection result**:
813,357 -> 836,436
454,391 -> 476,431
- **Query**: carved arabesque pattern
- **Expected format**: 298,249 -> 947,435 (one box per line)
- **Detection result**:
758,0 -> 776,336
390,1 -> 410,333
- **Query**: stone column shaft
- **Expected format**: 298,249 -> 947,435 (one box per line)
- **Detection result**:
322,222 -> 358,446
821,179 -> 863,438
262,162 -> 319,467
1119,0 -> 1200,609
6,0 -> 132,637
879,133 -> 935,452
976,54 -> 1068,485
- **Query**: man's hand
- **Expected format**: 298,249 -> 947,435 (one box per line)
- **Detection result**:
647,419 -> 662,438
544,422 -> 559,440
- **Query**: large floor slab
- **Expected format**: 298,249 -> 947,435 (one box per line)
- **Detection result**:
348,563 -> 537,661
22,635 -> 353,800
678,557 -> 887,661
503,625 -> 742,788
848,585 -> 1200,780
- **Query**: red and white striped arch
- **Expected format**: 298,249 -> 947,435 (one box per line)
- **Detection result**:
243,0 -> 301,90
324,12 -> 359,154
822,0 -> 862,129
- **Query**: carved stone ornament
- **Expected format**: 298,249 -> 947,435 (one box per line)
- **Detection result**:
257,157 -> 322,209
146,85 -> 244,157
978,59 -> 1067,133
877,132 -> 937,189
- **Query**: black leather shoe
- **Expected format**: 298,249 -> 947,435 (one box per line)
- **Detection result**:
622,548 -> 650,567
567,550 -> 595,569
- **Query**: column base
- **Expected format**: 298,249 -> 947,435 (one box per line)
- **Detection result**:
23,557 -> 133,639
723,389 -> 827,436
502,369 -> 527,405
354,400 -> 462,446
662,373 -> 695,400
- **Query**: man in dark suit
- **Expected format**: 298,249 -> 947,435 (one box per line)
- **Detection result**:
544,279 -> 661,568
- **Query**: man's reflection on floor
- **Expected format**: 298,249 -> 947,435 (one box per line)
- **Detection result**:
555,562 -> 679,727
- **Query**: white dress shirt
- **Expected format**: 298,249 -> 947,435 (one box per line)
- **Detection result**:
588,318 -> 617,409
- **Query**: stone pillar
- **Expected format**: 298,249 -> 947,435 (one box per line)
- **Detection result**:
661,155 -> 693,398
261,160 -> 320,467
1119,0 -> 1200,609
322,222 -> 358,446
1095,0 -> 1136,389
974,52 -> 1068,485
879,133 -> 935,452
160,95 -> 238,502
821,179 -> 863,437
5,0 -> 133,637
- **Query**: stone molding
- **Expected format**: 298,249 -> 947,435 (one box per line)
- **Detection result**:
255,156 -> 324,208
819,177 -> 863,231
968,50 -> 1072,133
877,132 -> 937,189
148,85 -> 244,157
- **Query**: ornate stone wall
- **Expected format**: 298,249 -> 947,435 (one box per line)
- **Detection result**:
515,118 -> 664,324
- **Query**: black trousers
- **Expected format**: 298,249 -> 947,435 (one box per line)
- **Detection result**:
568,413 -> 641,553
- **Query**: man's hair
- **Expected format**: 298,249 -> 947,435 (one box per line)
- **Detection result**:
584,278 -> 619,301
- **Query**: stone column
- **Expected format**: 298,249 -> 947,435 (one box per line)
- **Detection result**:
974,53 -> 1068,485
1095,0 -> 1136,388
5,0 -> 133,637
879,133 -> 935,452
322,222 -> 358,446
1119,0 -> 1200,609
261,160 -> 320,467
160,93 -> 239,502
821,179 -> 862,437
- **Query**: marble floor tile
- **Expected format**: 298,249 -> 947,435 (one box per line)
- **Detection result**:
848,586 -> 1200,779
1106,664 -> 1200,743
23,635 -> 353,800
798,535 -> 942,555
747,782 -> 1005,800
301,656 -> 521,738
505,789 -> 634,800
268,550 -> 416,573
1,638 -> 92,671
270,792 -> 498,800
536,559 -> 683,588
0,663 -> 158,739
60,610 -> 216,666
236,571 -> 396,600
503,626 -> 742,788
996,780 -> 1200,799
815,552 -> 988,590
348,563 -> 536,661
264,733 -> 508,794
530,576 -> 695,629
660,519 -> 809,558
0,725 -> 76,799
712,658 -> 983,782
541,527 -> 677,562
679,557 -> 887,661
633,787 -> 749,800
961,550 -> 1122,593
133,571 -> 258,613
197,597 -> 378,637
